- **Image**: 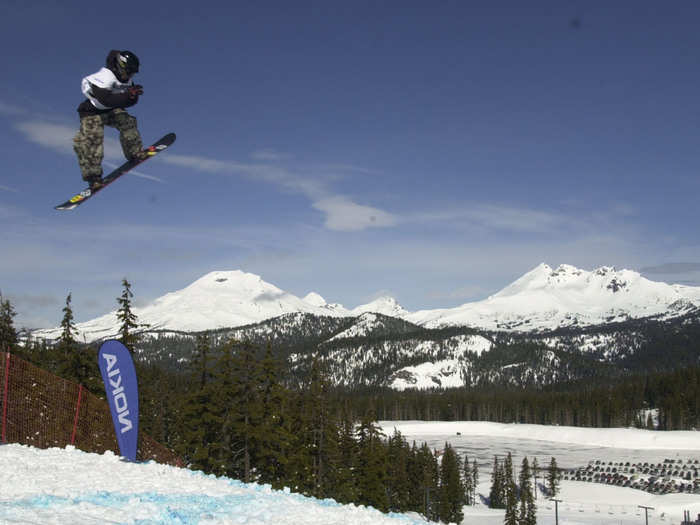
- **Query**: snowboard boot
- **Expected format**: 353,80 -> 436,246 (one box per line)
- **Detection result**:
86,174 -> 104,191
129,148 -> 153,163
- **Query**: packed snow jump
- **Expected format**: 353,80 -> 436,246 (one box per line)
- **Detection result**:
55,50 -> 175,210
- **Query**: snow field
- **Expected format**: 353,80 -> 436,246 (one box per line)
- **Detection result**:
0,444 -> 431,524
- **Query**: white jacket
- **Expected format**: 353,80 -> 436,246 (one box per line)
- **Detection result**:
81,67 -> 135,111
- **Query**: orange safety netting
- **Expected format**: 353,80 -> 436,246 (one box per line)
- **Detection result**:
0,352 -> 182,467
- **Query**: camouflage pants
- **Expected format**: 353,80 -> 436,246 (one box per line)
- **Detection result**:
73,108 -> 143,180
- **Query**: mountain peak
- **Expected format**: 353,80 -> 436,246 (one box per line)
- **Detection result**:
303,292 -> 327,307
190,270 -> 267,290
409,263 -> 700,331
352,296 -> 408,317
494,264 -> 642,298
32,264 -> 700,342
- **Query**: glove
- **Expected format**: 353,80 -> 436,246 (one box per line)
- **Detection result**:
128,85 -> 144,99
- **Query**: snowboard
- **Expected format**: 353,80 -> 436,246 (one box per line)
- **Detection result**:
55,132 -> 176,210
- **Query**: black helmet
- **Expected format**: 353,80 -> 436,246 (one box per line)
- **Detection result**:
116,50 -> 140,76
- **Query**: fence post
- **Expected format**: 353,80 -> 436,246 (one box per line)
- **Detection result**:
71,384 -> 83,446
2,352 -> 10,443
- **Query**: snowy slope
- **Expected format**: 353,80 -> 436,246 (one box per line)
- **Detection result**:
407,263 -> 700,331
0,444 -> 429,525
327,313 -> 386,341
388,335 -> 493,390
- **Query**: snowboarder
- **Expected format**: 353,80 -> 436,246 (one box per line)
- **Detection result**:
73,50 -> 148,190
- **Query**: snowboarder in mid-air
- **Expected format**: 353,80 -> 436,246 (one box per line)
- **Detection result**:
56,50 -> 174,210
73,50 -> 148,190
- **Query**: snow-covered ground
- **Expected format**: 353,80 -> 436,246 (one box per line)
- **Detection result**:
0,444 -> 429,525
1,422 -> 698,524
378,421 -> 700,451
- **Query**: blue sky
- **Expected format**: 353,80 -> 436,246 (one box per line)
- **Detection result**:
2,1 -> 700,329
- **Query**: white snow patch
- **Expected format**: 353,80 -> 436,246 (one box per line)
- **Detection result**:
0,444 -> 429,525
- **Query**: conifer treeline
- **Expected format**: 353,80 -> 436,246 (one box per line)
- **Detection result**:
168,336 -> 469,523
486,454 -> 562,524
344,365 -> 700,430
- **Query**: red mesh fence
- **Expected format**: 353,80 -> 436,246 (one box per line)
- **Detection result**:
0,352 -> 182,467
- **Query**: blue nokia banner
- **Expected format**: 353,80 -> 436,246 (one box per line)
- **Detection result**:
98,340 -> 139,461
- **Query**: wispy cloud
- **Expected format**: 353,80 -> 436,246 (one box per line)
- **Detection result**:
163,153 -> 396,232
407,204 -> 566,234
5,111 -> 400,232
163,153 -> 326,196
15,121 -> 75,155
312,196 -> 399,231
250,149 -> 287,161
103,161 -> 164,183
6,116 -> 600,236
0,184 -> 18,193
0,101 -> 25,116
641,262 -> 700,274
465,204 -> 562,233
14,120 -> 124,160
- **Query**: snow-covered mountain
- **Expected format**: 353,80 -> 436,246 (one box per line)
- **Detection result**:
407,263 -> 700,331
351,297 -> 408,318
33,270 -> 408,342
33,264 -> 700,343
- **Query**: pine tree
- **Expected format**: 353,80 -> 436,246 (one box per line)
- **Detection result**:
307,358 -> 338,498
406,441 -> 423,514
226,340 -> 264,483
138,362 -> 178,446
191,334 -> 212,390
355,406 -> 389,512
503,452 -> 518,525
177,334 -> 222,473
463,454 -> 474,505
531,457 -> 539,501
386,429 -> 411,511
116,278 -> 142,350
255,345 -> 293,489
285,357 -> 339,498
0,293 -> 18,351
471,458 -> 480,505
547,456 -> 561,497
438,443 -> 465,524
332,403 -> 358,504
59,293 -> 77,349
518,457 -> 536,525
56,293 -> 97,388
416,442 -> 440,521
489,456 -> 504,508
285,390 -> 314,495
